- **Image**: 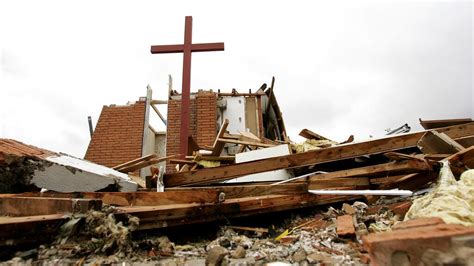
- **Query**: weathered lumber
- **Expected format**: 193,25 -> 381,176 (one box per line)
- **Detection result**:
307,160 -> 432,182
118,155 -> 175,173
454,135 -> 474,148
4,191 -> 220,206
445,146 -> 474,176
113,154 -> 157,170
0,214 -> 67,244
417,131 -> 465,154
308,177 -> 369,190
419,118 -> 472,130
379,172 -> 436,190
211,119 -> 229,156
166,183 -> 308,198
299,128 -> 331,141
238,131 -> 261,143
217,138 -> 275,148
0,197 -> 102,216
190,153 -> 235,162
118,194 -> 361,230
163,123 -> 474,187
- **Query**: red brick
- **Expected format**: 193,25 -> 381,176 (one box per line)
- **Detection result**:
362,219 -> 474,266
336,215 -> 355,237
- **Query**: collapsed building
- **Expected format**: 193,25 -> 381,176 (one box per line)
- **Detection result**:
0,16 -> 473,265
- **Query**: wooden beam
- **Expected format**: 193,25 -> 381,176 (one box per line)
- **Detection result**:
117,194 -> 361,230
163,122 -> 474,187
455,135 -> 474,148
5,191 -> 220,206
0,197 -> 102,216
217,138 -> 275,147
150,99 -> 168,105
119,155 -> 176,173
113,154 -> 157,170
166,183 -> 308,198
417,131 -> 465,154
299,128 -> 331,141
445,146 -> 474,176
307,160 -> 431,182
0,214 -> 67,244
211,119 -> 229,156
308,177 -> 369,190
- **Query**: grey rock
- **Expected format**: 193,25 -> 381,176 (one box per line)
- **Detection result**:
226,257 -> 256,266
231,246 -> 246,259
206,246 -> 228,266
292,248 -> 307,263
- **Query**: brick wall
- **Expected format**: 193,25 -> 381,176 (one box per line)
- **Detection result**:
85,101 -> 146,169
166,90 -> 217,173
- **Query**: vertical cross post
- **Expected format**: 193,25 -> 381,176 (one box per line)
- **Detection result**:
151,16 -> 224,159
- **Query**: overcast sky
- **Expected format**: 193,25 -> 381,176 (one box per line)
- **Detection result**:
0,0 -> 472,157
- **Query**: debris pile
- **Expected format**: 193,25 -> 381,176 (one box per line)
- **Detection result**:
1,114 -> 474,265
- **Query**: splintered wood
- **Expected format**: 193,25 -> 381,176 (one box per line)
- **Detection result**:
1,122 -> 474,244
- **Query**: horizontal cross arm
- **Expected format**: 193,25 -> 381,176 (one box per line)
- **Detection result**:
151,44 -> 184,54
191,42 -> 225,52
151,42 -> 225,54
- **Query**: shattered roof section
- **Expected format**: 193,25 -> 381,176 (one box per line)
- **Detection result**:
0,139 -> 56,163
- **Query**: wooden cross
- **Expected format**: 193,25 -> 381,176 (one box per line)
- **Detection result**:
151,16 -> 224,159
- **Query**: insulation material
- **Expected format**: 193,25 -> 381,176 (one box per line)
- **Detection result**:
292,139 -> 338,153
196,160 -> 221,168
404,161 -> 474,226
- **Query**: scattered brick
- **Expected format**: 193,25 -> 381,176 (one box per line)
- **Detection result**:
362,218 -> 474,266
336,215 -> 355,237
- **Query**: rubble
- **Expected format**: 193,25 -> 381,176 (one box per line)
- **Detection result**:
1,80 -> 474,265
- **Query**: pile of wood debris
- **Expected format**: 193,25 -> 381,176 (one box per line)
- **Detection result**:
1,120 -> 474,264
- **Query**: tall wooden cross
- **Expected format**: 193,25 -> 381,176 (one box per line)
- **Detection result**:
151,16 -> 224,158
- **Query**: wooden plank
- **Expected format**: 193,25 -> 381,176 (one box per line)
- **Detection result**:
217,138 -> 275,147
456,135 -> 474,148
192,154 -> 235,162
307,160 -> 431,182
445,146 -> 474,176
0,214 -> 67,243
308,177 -> 369,190
118,194 -> 361,230
0,197 -> 102,216
4,191 -> 220,206
419,118 -> 472,130
113,154 -> 157,170
417,131 -> 465,154
211,119 -> 229,156
244,97 -> 259,137
238,130 -> 261,142
163,122 -> 474,187
120,156 -> 175,173
166,183 -> 308,199
379,172 -> 437,190
150,99 -> 168,105
299,128 -> 331,141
